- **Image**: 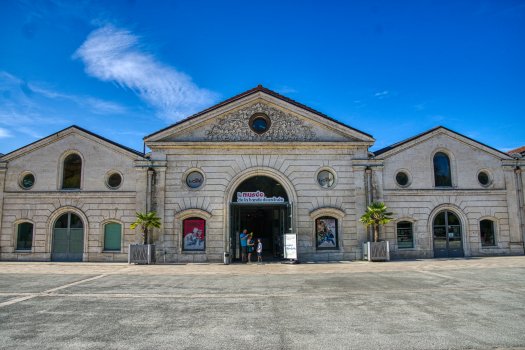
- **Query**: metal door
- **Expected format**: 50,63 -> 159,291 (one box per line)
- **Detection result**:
230,205 -> 241,260
51,213 -> 84,262
433,210 -> 464,258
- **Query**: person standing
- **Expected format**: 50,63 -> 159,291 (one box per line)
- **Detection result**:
257,238 -> 263,263
240,229 -> 249,262
247,234 -> 255,263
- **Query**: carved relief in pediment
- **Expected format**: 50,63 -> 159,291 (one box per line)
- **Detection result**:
204,102 -> 317,141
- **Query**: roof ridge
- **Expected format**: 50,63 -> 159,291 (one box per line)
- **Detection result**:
144,85 -> 373,140
373,125 -> 510,158
506,145 -> 525,154
0,125 -> 144,160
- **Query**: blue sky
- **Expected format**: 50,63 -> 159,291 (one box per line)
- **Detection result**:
1,0 -> 524,154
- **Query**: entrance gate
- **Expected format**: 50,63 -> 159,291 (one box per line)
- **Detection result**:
229,175 -> 292,261
230,204 -> 291,260
51,213 -> 84,262
433,210 -> 464,258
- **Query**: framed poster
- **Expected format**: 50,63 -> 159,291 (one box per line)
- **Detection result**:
283,234 -> 297,259
316,217 -> 338,249
183,218 -> 205,251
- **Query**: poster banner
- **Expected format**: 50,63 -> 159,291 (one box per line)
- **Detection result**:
184,219 -> 205,250
284,234 -> 297,259
316,218 -> 337,249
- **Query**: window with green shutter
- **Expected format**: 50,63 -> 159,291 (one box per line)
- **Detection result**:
104,223 -> 121,251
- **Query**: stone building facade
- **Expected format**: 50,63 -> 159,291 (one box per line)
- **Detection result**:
1,86 -> 524,262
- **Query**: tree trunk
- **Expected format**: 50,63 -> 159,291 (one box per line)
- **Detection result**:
374,225 -> 379,242
142,225 -> 148,245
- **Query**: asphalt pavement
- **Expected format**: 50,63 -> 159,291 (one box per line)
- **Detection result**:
1,257 -> 524,350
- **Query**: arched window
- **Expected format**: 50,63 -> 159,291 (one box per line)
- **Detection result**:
104,223 -> 122,251
433,152 -> 452,187
396,221 -> 413,248
315,216 -> 338,250
480,220 -> 496,246
62,153 -> 82,189
16,222 -> 33,250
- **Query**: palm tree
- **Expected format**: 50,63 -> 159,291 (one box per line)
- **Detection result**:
130,212 -> 162,245
359,202 -> 393,242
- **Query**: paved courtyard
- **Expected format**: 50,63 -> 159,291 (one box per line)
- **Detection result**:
1,257 -> 525,350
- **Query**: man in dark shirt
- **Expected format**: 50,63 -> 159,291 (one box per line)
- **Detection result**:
240,229 -> 249,262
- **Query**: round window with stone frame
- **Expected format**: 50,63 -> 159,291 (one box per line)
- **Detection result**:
249,113 -> 271,134
19,172 -> 36,190
394,169 -> 412,188
477,170 -> 492,187
186,171 -> 204,189
396,171 -> 409,186
106,171 -> 123,189
317,170 -> 335,188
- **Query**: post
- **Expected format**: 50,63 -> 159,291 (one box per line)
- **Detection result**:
147,168 -> 154,245
365,167 -> 373,242
515,167 -> 525,249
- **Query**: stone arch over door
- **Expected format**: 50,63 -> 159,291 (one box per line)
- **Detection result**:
46,206 -> 89,260
223,167 -> 298,251
427,204 -> 468,257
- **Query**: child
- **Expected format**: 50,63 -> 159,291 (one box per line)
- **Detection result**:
257,238 -> 263,263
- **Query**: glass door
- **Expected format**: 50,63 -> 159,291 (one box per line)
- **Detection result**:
433,210 -> 464,258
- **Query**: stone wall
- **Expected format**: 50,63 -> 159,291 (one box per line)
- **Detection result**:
149,144 -> 370,262
0,130 -> 147,261
375,132 -> 523,258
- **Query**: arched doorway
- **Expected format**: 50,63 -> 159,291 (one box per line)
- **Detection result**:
230,176 -> 291,261
51,213 -> 84,262
433,210 -> 464,258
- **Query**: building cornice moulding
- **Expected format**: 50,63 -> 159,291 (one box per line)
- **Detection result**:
383,188 -> 507,196
4,191 -> 137,198
146,141 -> 373,150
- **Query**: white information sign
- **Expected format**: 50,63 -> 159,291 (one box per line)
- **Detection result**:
283,233 -> 297,260
236,190 -> 284,203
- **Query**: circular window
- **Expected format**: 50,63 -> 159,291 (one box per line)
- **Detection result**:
186,171 -> 204,188
107,172 -> 122,189
249,113 -> 271,134
19,172 -> 35,189
317,170 -> 334,188
477,171 -> 492,187
396,172 -> 409,186
394,169 -> 412,188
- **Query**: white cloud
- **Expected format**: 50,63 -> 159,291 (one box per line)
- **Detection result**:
375,91 -> 388,97
0,128 -> 12,138
73,25 -> 219,122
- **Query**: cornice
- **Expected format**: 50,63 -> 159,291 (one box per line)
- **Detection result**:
375,129 -> 512,160
383,188 -> 507,196
4,191 -> 136,198
146,141 -> 373,150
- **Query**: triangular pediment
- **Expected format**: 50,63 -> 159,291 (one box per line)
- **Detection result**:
144,87 -> 375,143
373,126 -> 512,160
0,126 -> 144,162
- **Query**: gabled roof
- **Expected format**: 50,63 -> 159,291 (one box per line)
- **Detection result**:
144,85 -> 373,140
373,126 -> 512,158
507,146 -> 525,155
0,125 -> 144,161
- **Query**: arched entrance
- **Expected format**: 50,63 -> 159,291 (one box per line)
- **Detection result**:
230,175 -> 292,261
51,212 -> 84,262
433,210 -> 464,258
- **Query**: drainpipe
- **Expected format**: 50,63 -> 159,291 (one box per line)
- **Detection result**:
515,167 -> 525,248
365,167 -> 373,242
147,168 -> 154,245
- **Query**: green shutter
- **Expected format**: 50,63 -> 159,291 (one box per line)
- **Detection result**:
104,223 -> 121,251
